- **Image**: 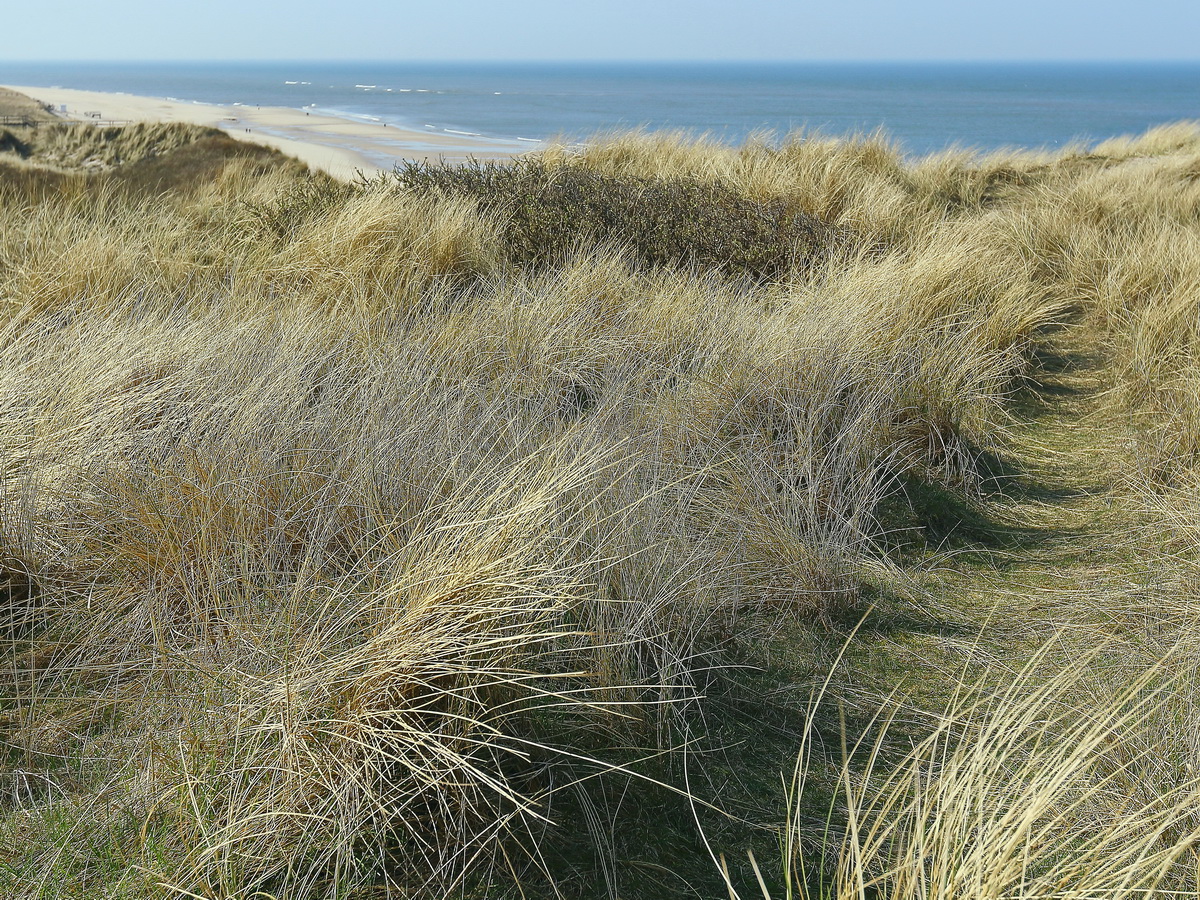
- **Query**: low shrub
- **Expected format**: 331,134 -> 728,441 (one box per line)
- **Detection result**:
394,158 -> 838,280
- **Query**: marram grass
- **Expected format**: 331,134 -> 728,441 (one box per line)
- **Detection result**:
2,118 -> 1200,898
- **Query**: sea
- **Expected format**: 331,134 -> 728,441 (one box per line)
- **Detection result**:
1,60 -> 1198,159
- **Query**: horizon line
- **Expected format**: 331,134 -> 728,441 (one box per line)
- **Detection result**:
5,57 -> 1200,66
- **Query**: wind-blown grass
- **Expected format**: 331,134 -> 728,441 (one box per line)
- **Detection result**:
722,637 -> 1200,900
4,116 -> 1200,897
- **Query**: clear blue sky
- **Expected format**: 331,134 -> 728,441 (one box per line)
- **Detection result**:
8,0 -> 1200,62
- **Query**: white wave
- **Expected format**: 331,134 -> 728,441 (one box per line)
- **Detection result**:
445,129 -> 481,137
284,81 -> 298,85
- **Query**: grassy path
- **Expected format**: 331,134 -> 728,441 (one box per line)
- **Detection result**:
623,326 -> 1167,900
825,320 -> 1179,747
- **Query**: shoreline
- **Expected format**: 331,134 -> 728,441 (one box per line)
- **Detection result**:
1,84 -> 531,180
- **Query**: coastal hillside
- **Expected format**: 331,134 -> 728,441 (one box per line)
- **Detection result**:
3,116 -> 1200,899
0,87 -> 58,126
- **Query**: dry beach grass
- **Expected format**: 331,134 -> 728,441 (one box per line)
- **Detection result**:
2,113 -> 1200,897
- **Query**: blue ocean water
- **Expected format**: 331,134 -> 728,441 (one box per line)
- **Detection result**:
1,61 -> 1198,157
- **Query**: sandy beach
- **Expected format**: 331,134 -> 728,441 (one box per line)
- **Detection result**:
2,84 -> 530,180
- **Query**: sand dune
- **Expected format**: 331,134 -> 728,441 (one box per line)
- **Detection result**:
2,84 -> 529,180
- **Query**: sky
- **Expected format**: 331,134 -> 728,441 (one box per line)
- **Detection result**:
7,0 -> 1200,62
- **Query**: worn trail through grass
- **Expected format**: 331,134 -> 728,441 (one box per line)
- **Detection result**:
838,322 -> 1167,728
707,319 -> 1200,900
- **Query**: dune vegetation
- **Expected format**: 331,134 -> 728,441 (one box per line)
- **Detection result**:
2,117 -> 1200,898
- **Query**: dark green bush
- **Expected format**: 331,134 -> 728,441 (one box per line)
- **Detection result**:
394,158 -> 836,280
243,172 -> 358,239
